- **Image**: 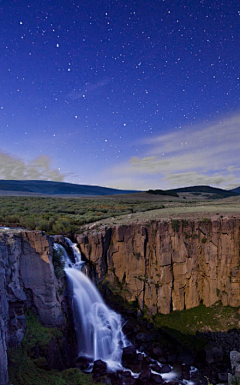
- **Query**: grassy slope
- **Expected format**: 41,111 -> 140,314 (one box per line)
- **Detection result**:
8,312 -> 95,385
154,302 -> 240,350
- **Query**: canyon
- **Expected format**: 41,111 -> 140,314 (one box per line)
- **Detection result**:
0,215 -> 240,384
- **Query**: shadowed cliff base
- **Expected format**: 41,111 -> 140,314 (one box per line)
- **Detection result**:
8,311 -> 97,385
98,282 -> 239,385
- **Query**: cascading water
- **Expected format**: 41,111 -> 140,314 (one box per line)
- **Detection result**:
54,240 -> 128,371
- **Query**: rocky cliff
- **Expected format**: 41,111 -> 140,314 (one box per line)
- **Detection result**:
76,217 -> 240,315
1,217 -> 240,384
0,229 -> 65,385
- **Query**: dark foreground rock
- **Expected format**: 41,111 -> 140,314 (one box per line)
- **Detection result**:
92,359 -> 108,377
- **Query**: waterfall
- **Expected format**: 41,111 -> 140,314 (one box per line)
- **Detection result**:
54,240 -> 128,371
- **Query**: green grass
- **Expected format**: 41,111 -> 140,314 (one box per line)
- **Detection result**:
230,376 -> 240,385
154,302 -> 240,350
0,196 -> 165,234
8,311 -> 95,385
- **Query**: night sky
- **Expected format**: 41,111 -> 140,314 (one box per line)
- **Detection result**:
1,0 -> 240,190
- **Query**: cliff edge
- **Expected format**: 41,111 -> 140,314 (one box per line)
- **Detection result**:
76,217 -> 240,315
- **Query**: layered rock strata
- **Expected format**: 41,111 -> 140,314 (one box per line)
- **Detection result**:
0,230 -> 65,385
76,217 -> 240,315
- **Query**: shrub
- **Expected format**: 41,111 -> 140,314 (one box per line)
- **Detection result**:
52,247 -> 65,279
171,219 -> 180,232
203,217 -> 211,223
0,196 -> 168,235
230,376 -> 240,385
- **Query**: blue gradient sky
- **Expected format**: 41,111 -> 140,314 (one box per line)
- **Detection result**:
0,0 -> 240,190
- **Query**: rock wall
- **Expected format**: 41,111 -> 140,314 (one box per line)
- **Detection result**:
0,230 -> 65,385
1,218 -> 240,384
76,218 -> 240,316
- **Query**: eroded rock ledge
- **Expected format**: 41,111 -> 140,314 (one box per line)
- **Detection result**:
76,217 -> 240,315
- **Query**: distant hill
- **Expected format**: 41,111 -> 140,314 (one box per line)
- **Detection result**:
170,185 -> 240,199
0,180 -> 139,196
146,189 -> 179,197
229,186 -> 240,194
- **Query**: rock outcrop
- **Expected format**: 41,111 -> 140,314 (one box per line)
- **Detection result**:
76,217 -> 240,315
229,350 -> 240,383
0,229 -> 65,385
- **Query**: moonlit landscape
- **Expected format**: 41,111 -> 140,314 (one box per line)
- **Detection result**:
1,0 -> 240,190
1,2 -> 240,385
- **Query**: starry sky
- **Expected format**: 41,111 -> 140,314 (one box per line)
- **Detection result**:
0,0 -> 240,190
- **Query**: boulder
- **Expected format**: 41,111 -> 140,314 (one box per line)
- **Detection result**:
150,373 -> 163,384
92,359 -> 107,376
139,368 -> 151,381
206,347 -> 223,364
230,350 -> 240,373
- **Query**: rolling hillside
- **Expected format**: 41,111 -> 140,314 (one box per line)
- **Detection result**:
0,180 -> 139,196
170,185 -> 240,199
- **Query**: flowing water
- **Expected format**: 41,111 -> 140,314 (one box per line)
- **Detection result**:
54,240 -> 199,383
54,240 -> 128,371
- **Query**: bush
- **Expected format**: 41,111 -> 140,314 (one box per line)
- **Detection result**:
52,247 -> 65,279
0,196 -> 168,235
171,219 -> 180,232
230,376 -> 240,385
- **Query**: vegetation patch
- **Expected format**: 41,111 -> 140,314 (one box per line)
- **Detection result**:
154,302 -> 240,350
8,311 -> 95,385
181,219 -> 188,227
146,189 -> 178,197
134,252 -> 142,260
230,376 -> 240,385
0,196 -> 166,234
171,219 -> 180,232
203,217 -> 211,223
53,245 -> 66,279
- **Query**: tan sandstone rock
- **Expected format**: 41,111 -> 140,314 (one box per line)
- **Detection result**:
76,218 -> 240,315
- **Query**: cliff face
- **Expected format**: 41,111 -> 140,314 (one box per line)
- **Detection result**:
0,230 -> 65,385
76,218 -> 240,316
1,218 -> 240,384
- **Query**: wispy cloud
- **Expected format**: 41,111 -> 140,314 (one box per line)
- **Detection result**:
0,152 -> 66,181
104,114 -> 240,189
67,78 -> 111,100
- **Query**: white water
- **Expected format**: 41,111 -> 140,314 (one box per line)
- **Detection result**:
54,241 -> 128,371
53,241 -> 198,383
